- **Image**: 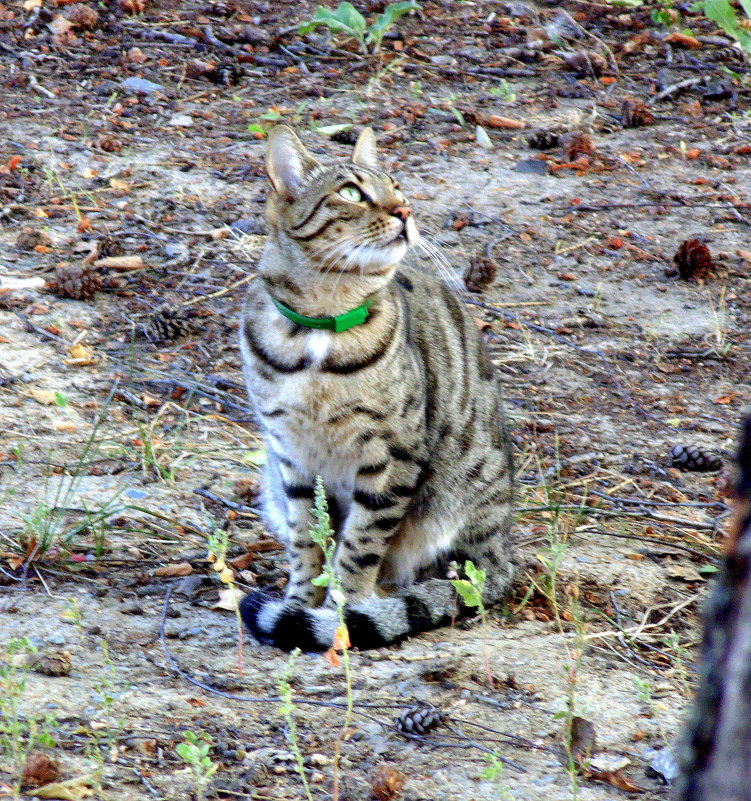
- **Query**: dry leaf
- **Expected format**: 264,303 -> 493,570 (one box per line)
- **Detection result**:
153,562 -> 193,577
48,15 -> 74,35
94,255 -> 144,271
108,178 -> 131,192
22,753 -> 60,789
65,342 -> 95,366
324,647 -> 340,668
370,764 -> 405,800
27,388 -> 58,406
33,775 -> 96,800
485,114 -> 525,130
586,767 -> 646,793
30,652 -> 73,677
212,586 -> 244,611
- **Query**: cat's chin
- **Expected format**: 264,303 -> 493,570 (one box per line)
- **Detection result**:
345,240 -> 408,274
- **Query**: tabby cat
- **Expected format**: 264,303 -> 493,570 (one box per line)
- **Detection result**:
239,125 -> 514,651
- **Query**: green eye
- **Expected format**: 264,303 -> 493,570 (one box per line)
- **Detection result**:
338,185 -> 362,203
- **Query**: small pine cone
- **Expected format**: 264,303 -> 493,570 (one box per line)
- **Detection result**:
563,50 -> 608,77
395,703 -> 444,736
560,131 -> 594,161
526,128 -> 560,150
97,236 -> 126,259
674,239 -> 714,282
463,256 -> 497,293
669,444 -> 723,473
48,263 -> 102,300
65,4 -> 99,29
621,97 -> 655,128
147,304 -> 195,341
16,227 -> 52,252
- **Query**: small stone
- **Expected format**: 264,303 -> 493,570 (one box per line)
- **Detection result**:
515,158 -> 549,175
120,76 -> 163,94
168,114 -> 194,127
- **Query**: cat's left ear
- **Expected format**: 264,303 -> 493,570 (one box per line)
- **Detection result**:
352,127 -> 379,169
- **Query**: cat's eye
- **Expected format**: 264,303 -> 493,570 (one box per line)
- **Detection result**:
338,185 -> 363,203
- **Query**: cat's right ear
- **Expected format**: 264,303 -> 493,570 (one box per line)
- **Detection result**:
266,126 -> 319,201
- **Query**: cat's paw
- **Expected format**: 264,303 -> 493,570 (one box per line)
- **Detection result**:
239,590 -> 336,652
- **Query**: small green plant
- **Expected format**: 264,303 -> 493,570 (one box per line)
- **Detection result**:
176,731 -> 218,801
699,0 -> 751,58
299,1 -> 419,54
0,638 -> 57,799
489,79 -> 516,102
84,641 -> 127,790
309,476 -> 353,801
650,0 -> 681,26
450,559 -> 493,687
482,751 -> 516,800
278,649 -> 314,801
207,528 -> 244,673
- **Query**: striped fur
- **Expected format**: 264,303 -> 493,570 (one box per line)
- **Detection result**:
239,126 -> 514,651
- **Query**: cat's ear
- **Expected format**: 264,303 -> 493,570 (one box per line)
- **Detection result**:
266,126 -> 319,201
352,127 -> 379,169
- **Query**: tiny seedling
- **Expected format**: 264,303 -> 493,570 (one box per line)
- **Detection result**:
482,751 -> 516,800
278,649 -> 314,801
0,638 -> 58,800
489,79 -> 516,102
299,1 -> 419,54
176,731 -> 218,801
207,528 -> 244,673
309,476 -> 353,801
450,559 -> 493,688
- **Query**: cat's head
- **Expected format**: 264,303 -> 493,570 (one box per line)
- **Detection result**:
264,126 -> 418,276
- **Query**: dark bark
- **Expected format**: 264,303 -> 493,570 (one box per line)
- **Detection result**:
678,416 -> 751,801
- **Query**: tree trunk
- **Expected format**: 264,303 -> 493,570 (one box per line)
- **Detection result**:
678,416 -> 751,801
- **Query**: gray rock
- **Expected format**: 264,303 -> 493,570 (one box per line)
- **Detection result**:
121,77 -> 163,94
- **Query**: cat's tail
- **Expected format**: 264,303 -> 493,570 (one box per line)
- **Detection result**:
241,575 -> 510,652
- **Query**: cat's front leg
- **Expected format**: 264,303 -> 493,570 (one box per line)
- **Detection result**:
241,455 -> 327,650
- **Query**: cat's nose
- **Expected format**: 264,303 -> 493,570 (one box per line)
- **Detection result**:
390,205 -> 411,222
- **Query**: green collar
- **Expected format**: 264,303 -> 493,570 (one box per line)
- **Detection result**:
271,297 -> 373,333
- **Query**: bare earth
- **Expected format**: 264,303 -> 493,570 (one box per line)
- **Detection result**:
1,1 -> 750,799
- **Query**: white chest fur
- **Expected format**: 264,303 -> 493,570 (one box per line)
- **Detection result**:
305,329 -> 333,362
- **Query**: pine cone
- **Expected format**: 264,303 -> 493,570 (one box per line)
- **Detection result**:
395,703 -> 444,736
16,227 -> 52,252
146,304 -> 195,341
560,131 -> 594,161
669,445 -> 723,473
621,97 -> 655,128
562,50 -> 608,77
674,239 -> 714,282
463,256 -> 497,293
527,128 -> 560,150
48,263 -> 102,300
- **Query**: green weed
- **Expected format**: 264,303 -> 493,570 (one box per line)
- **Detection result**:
299,1 -> 419,54
176,731 -> 218,801
0,638 -> 58,800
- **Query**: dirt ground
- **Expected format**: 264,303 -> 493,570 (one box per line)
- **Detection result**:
1,0 -> 750,799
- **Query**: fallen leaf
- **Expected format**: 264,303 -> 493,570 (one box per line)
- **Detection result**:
370,764 -> 405,800
48,15 -> 74,35
585,767 -> 645,793
94,255 -> 144,271
485,114 -> 525,130
664,31 -> 701,49
64,342 -> 95,366
27,388 -> 58,406
33,775 -> 96,800
153,562 -> 193,577
212,586 -> 245,612
569,716 -> 596,764
22,753 -> 60,789
324,647 -> 340,667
